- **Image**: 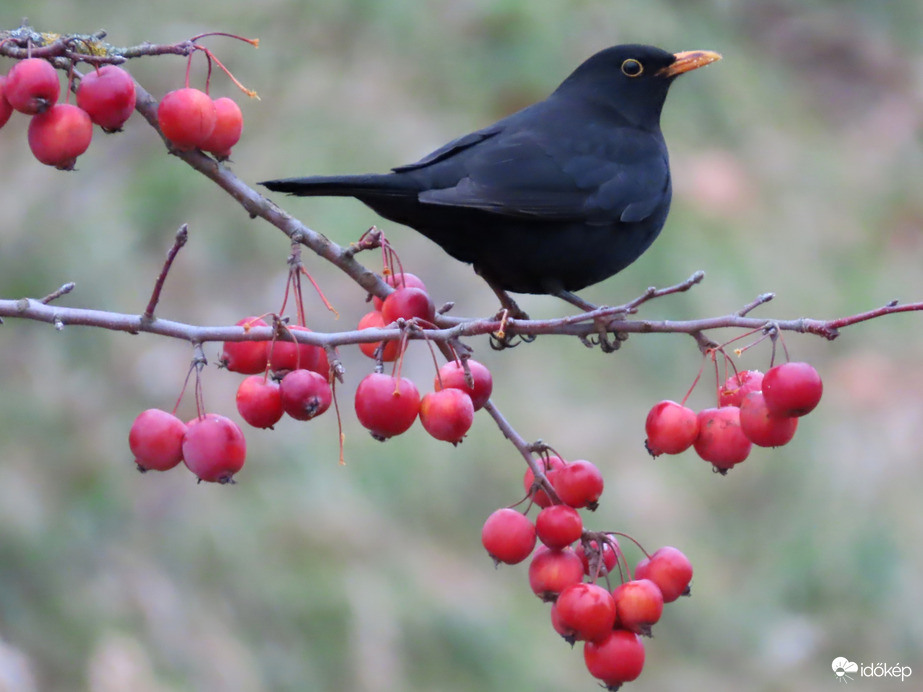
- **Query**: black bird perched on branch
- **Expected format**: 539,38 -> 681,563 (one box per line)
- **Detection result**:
261,45 -> 721,312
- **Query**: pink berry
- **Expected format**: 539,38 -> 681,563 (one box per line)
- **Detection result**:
693,407 -> 751,473
182,414 -> 246,483
236,376 -> 284,429
435,359 -> 493,411
645,400 -> 699,456
200,96 -> 243,159
481,508 -> 535,565
76,65 -> 136,132
419,388 -> 474,443
5,58 -> 60,114
129,408 -> 187,472
739,391 -> 798,447
157,88 -> 216,150
762,361 -> 823,417
27,103 -> 93,170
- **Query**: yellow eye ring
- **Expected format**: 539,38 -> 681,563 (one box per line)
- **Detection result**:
621,59 -> 643,77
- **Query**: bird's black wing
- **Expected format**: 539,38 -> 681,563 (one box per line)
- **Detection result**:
398,120 -> 670,226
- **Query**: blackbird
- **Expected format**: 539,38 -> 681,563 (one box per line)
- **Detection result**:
261,45 -> 721,310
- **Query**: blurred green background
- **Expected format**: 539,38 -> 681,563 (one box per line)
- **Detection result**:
1,1 -> 922,690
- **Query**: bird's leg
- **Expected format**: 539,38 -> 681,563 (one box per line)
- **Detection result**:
477,272 -> 536,349
551,289 -> 626,353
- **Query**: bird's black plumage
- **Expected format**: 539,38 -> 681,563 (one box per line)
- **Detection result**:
261,45 -> 720,305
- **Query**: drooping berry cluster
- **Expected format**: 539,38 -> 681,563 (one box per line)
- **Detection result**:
481,455 -> 693,690
129,408 -> 246,484
645,361 -> 823,473
0,59 -> 136,169
157,88 -> 243,159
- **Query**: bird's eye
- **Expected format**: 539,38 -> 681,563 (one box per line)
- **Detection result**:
621,59 -> 644,77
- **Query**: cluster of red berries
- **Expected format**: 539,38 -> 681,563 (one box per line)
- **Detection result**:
481,457 -> 692,690
353,272 -> 491,443
127,269 -> 496,481
0,58 -> 135,169
129,409 -> 246,483
156,86 -> 243,159
645,361 -> 823,473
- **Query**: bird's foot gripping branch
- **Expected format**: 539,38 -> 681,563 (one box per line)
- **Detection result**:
2,25 -> 923,691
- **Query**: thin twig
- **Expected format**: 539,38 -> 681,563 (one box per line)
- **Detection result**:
143,224 -> 188,322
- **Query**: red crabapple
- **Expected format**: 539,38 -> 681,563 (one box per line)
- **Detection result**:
584,630 -> 646,688
762,361 -> 823,417
0,76 -> 13,129
201,96 -> 243,159
535,505 -> 583,550
644,400 -> 699,456
373,272 -> 427,311
435,359 -> 493,410
157,88 -> 216,150
357,310 -> 399,362
528,546 -> 584,601
523,455 -> 566,508
693,407 -> 751,472
220,317 -> 270,374
236,375 -> 284,429
5,58 -> 60,114
718,369 -> 763,408
634,546 -> 693,603
553,459 -> 604,510
419,388 -> 474,443
27,103 -> 93,170
129,408 -> 187,472
270,325 -> 325,375
576,538 -> 619,577
354,372 -> 420,440
280,369 -> 332,421
381,286 -> 435,324
739,390 -> 798,447
481,508 -> 535,565
76,65 -> 136,131
612,579 -> 664,636
554,583 -> 618,643
182,414 -> 246,483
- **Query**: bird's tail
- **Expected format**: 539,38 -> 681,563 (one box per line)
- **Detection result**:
259,174 -> 413,198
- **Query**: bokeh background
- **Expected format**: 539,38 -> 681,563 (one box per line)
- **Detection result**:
1,1 -> 922,690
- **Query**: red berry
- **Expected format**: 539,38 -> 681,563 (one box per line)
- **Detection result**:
612,579 -> 664,636
576,538 -> 619,577
221,316 -> 270,374
554,583 -> 618,643
634,546 -> 693,603
719,369 -> 764,407
357,310 -> 399,362
693,407 -> 751,472
763,361 -> 823,417
182,414 -> 246,483
553,459 -> 604,510
129,408 -> 187,472
739,390 -> 798,447
27,103 -> 93,170
76,65 -> 136,132
481,508 -> 535,565
435,359 -> 493,410
381,286 -> 435,324
527,546 -> 584,601
354,372 -> 420,440
644,400 -> 699,456
523,455 -> 566,508
419,388 -> 474,443
0,76 -> 13,129
5,58 -> 60,114
535,505 -> 583,549
235,375 -> 284,429
372,272 -> 427,311
157,88 -> 216,150
201,96 -> 243,160
270,325 -> 325,375
280,369 -> 332,421
584,630 -> 645,687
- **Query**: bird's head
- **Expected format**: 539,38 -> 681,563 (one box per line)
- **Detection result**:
554,44 -> 722,129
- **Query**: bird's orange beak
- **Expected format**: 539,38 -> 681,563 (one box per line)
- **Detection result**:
657,50 -> 722,77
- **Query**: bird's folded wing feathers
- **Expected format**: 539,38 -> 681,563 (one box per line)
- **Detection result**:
412,130 -> 670,224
